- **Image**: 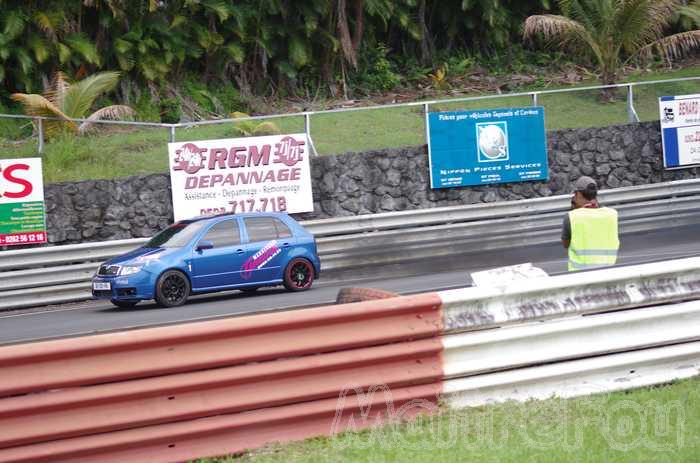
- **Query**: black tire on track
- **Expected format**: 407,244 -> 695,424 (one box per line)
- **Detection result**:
155,270 -> 190,307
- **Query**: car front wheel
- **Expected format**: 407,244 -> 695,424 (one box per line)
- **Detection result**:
155,270 -> 190,307
283,258 -> 314,291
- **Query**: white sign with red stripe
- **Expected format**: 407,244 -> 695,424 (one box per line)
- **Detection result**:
0,157 -> 47,246
168,134 -> 314,221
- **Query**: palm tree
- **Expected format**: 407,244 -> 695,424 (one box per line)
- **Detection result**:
523,0 -> 700,91
10,71 -> 133,137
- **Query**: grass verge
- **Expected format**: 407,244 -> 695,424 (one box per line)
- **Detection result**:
204,375 -> 700,463
1,66 -> 699,184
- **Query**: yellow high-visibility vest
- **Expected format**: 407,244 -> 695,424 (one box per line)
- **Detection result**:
568,207 -> 619,272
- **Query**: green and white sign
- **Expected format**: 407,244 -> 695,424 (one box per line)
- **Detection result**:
0,158 -> 47,246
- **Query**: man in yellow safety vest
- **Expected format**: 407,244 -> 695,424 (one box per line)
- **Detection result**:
561,176 -> 620,271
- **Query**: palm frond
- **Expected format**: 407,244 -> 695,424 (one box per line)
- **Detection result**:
28,34 -> 50,63
78,105 -> 135,134
14,48 -> 33,75
197,0 -> 233,22
62,71 -> 121,118
523,14 -> 585,42
524,13 -> 597,56
638,30 -> 700,62
224,43 -> 245,63
251,121 -> 280,136
10,93 -> 64,118
65,33 -> 101,65
524,13 -> 604,72
4,10 -> 26,39
10,93 -> 78,137
45,71 -> 71,108
289,35 -> 310,68
680,0 -> 700,27
56,42 -> 72,64
648,0 -> 683,29
558,0 -> 600,35
613,0 -> 660,54
33,12 -> 58,41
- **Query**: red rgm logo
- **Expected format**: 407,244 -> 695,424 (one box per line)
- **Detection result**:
0,163 -> 33,199
172,136 -> 305,175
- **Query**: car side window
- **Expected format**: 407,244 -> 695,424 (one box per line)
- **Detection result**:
201,220 -> 241,248
244,217 -> 279,242
273,218 -> 292,238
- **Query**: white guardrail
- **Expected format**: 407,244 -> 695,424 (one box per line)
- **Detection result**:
439,257 -> 700,408
2,178 -> 700,310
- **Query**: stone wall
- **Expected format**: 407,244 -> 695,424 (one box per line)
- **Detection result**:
44,121 -> 699,245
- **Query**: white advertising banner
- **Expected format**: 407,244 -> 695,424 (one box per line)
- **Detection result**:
659,94 -> 700,168
168,134 -> 314,221
0,157 -> 47,246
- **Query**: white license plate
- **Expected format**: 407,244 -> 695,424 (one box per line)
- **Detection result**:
93,282 -> 111,290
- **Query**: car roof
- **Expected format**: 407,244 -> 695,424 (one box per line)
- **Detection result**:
184,211 -> 291,224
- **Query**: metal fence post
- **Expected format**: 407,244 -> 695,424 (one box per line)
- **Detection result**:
532,93 -> 538,107
423,103 -> 431,146
627,84 -> 640,123
37,118 -> 44,154
169,126 -> 176,143
304,113 -> 318,157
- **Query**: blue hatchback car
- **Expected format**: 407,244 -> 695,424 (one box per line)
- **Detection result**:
92,212 -> 321,308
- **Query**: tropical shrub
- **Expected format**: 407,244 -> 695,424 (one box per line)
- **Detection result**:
11,71 -> 134,137
524,0 -> 700,88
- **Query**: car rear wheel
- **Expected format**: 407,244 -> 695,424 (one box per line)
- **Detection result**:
155,270 -> 190,307
111,299 -> 138,308
283,258 -> 314,291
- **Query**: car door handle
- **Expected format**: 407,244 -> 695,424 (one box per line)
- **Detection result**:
236,248 -> 244,254
282,242 -> 290,247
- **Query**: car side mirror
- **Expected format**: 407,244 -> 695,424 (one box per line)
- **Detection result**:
196,240 -> 214,252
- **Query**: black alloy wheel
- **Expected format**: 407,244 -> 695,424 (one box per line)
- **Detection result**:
283,258 -> 314,291
111,299 -> 139,308
155,270 -> 190,307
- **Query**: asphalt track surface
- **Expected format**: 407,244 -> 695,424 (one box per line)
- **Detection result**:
1,225 -> 699,346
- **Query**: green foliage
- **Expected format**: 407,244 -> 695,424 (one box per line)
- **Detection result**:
0,0 -> 562,101
214,85 -> 249,114
354,44 -> 402,93
1,0 -> 699,104
133,93 -> 161,122
159,98 -> 181,123
229,112 -> 281,137
0,103 -> 31,140
184,78 -> 222,115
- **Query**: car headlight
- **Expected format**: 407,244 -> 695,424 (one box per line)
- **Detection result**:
119,265 -> 143,276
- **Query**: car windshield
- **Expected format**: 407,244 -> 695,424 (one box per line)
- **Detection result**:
145,222 -> 205,248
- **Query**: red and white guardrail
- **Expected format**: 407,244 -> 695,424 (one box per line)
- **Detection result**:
1,258 -> 700,462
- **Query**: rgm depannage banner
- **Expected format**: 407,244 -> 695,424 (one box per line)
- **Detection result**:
427,107 -> 548,188
168,134 -> 313,221
0,157 -> 47,246
659,94 -> 700,168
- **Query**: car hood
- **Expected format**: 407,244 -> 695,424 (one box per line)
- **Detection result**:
104,247 -> 180,266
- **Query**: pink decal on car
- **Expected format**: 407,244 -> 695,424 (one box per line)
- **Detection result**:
241,240 -> 282,279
